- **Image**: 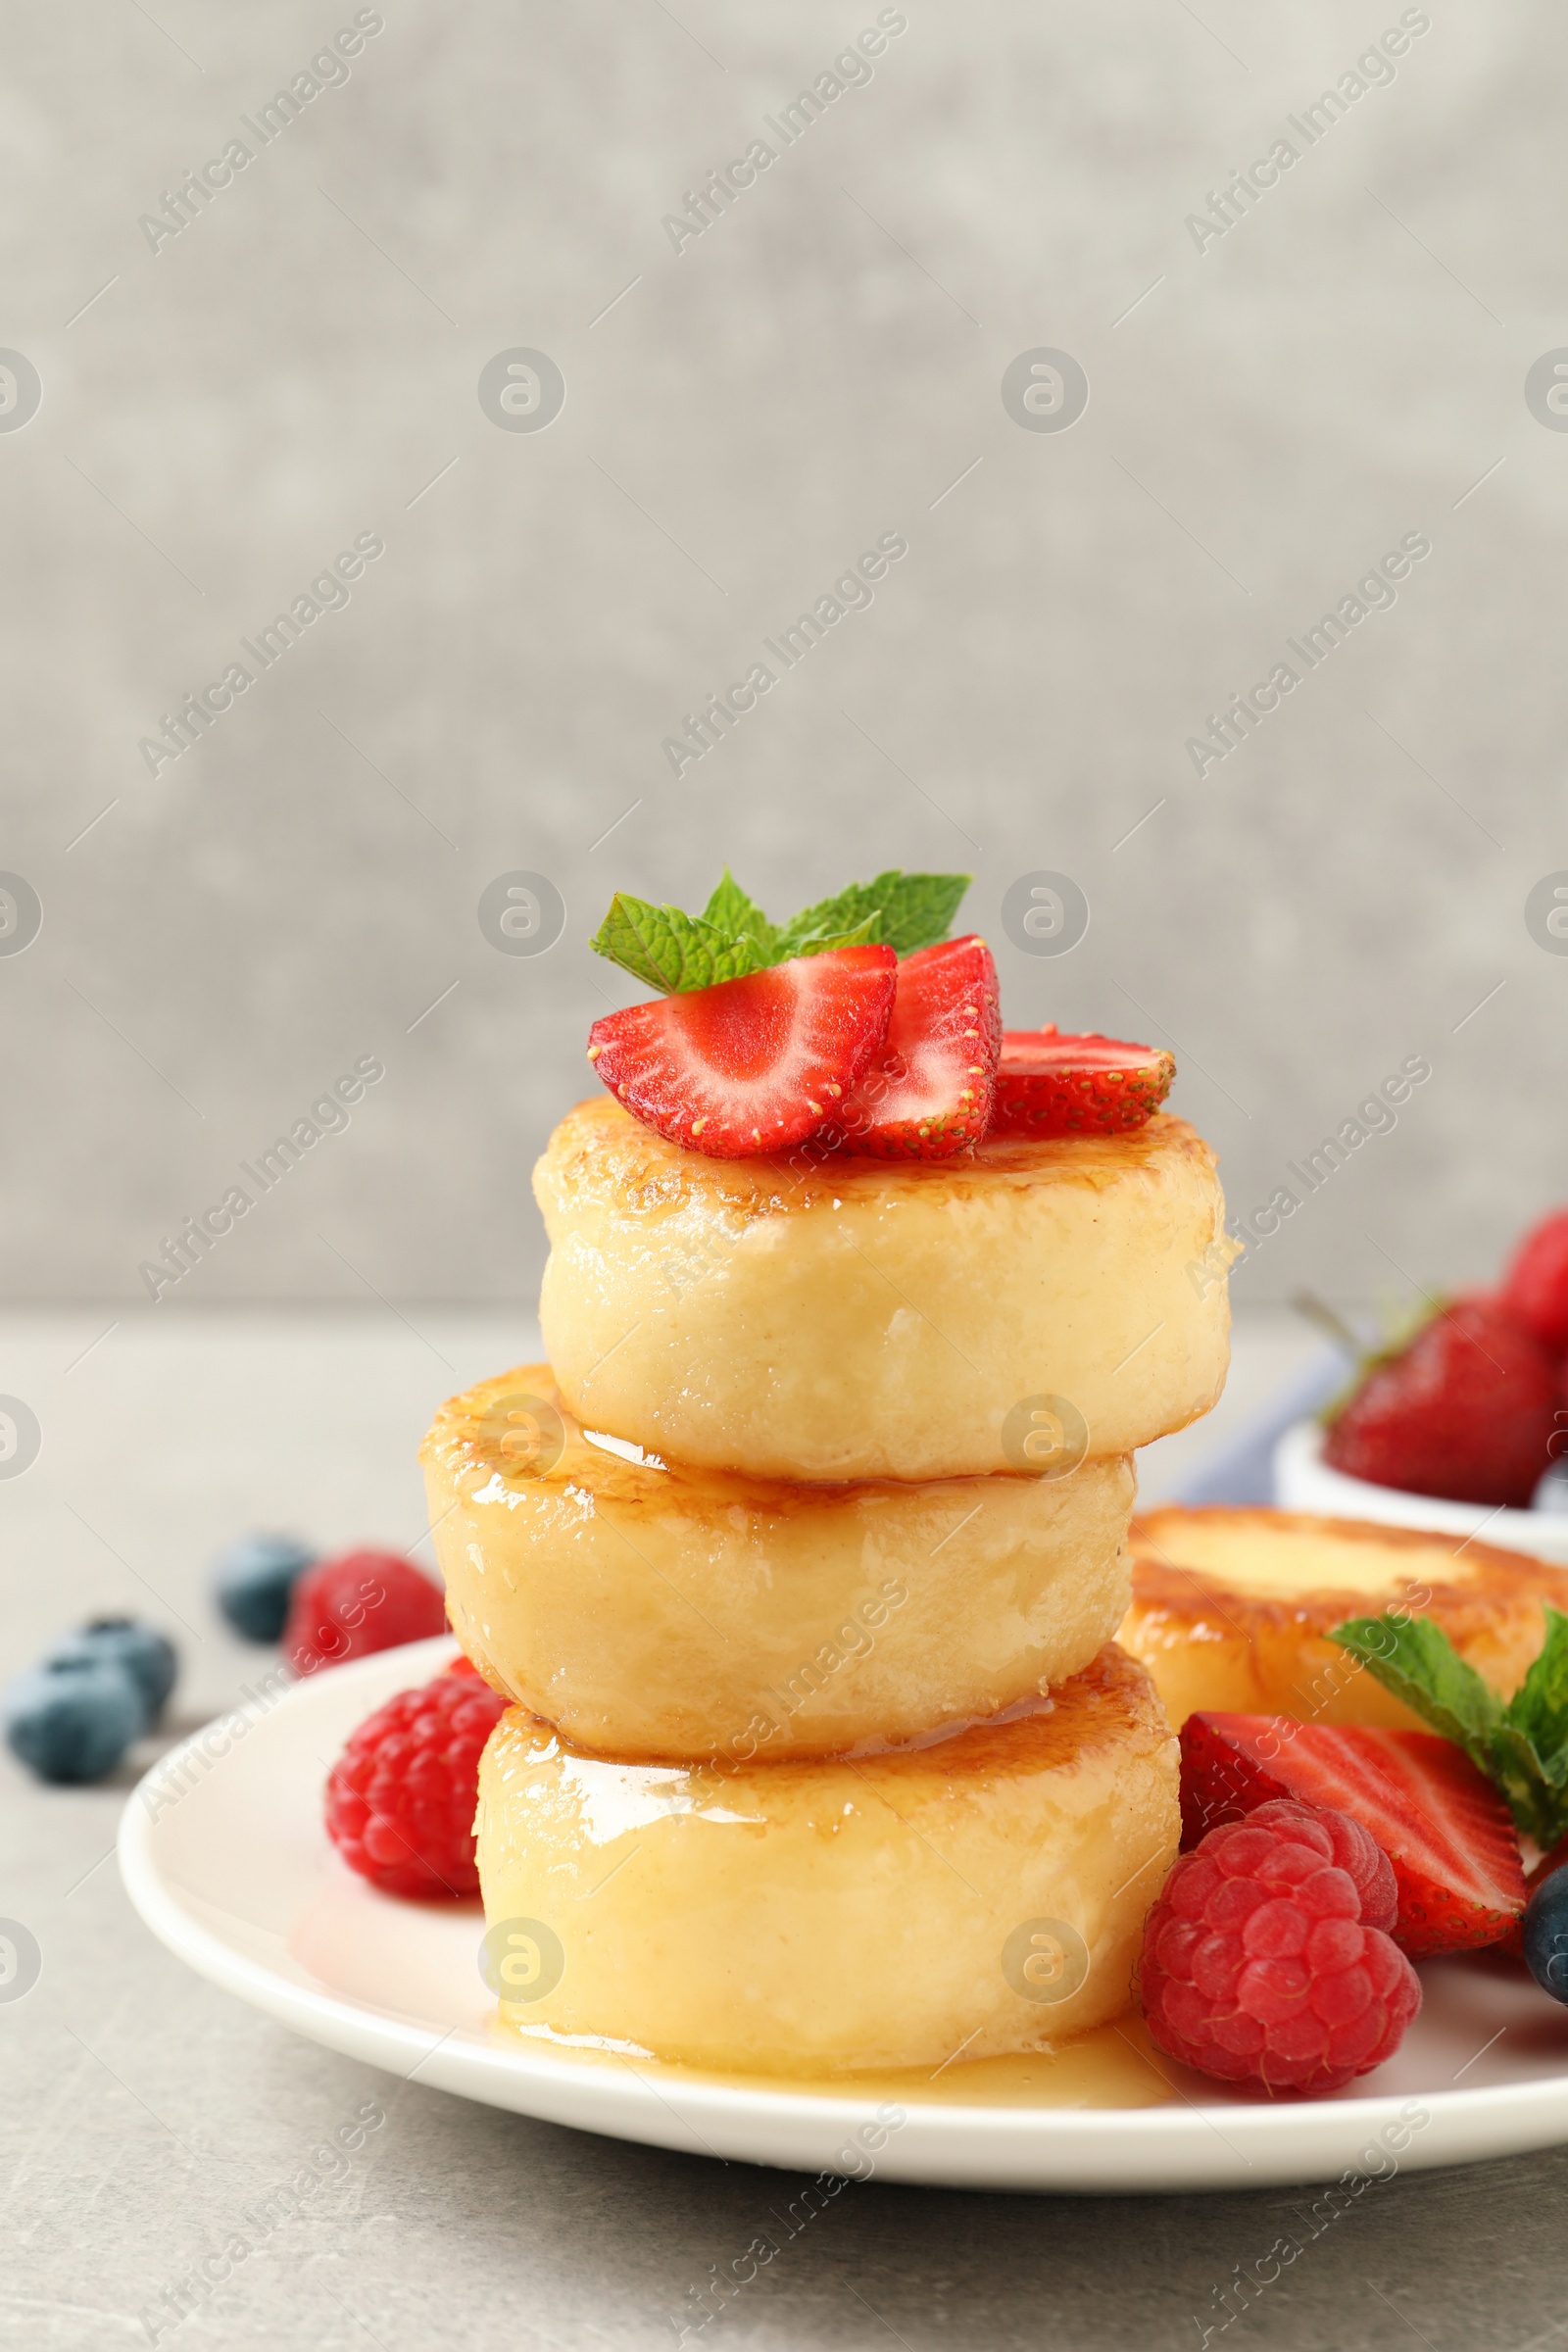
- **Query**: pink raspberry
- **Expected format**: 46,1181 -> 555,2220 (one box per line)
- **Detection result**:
1140,1797 -> 1420,2096
324,1665 -> 508,1900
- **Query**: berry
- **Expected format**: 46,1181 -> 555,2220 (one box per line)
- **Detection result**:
988,1029 -> 1175,1141
1140,1797 -> 1422,2096
1321,1295 -> 1560,1510
324,1666 -> 509,1898
1502,1210 -> 1568,1354
1180,1714 -> 1526,1957
212,1532 -> 317,1642
1522,1863 -> 1568,2003
284,1549 -> 448,1676
587,945 -> 897,1159
828,936 -> 1002,1159
45,1618 -> 176,1729
2,1657 -> 144,1785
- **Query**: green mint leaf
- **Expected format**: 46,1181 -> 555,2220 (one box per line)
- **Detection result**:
1489,1721 -> 1568,1847
793,913 -> 882,956
589,892 -> 767,994
701,870 -> 781,960
1329,1613 -> 1503,1777
1504,1606 -> 1568,1780
779,869 -> 971,957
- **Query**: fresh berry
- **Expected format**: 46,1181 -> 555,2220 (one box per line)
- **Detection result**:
1140,1797 -> 1422,2095
45,1618 -> 176,1729
324,1666 -> 509,1898
212,1532 -> 317,1642
988,1029 -> 1175,1141
1502,1211 -> 1568,1354
284,1549 -> 448,1676
828,936 -> 1001,1159
2,1657 -> 144,1785
1522,1863 -> 1568,2003
588,945 -> 897,1159
1180,1714 -> 1527,1957
1322,1294 -> 1560,1510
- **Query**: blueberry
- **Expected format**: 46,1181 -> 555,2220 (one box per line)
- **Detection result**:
3,1658 -> 144,1785
1522,1863 -> 1568,2002
212,1532 -> 316,1642
45,1618 -> 177,1729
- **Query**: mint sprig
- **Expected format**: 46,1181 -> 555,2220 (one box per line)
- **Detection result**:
591,867 -> 971,995
589,894 -> 770,995
1331,1607 -> 1568,1846
779,870 -> 972,958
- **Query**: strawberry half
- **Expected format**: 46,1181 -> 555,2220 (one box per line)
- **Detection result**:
825,935 -> 1001,1160
586,945 -> 896,1159
988,1028 -> 1175,1141
1180,1714 -> 1527,1958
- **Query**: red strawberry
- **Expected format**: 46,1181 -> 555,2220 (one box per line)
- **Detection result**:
587,945 -> 896,1160
1322,1294 -> 1559,1510
988,1029 -> 1175,1140
1502,1211 -> 1568,1354
826,935 -> 1001,1160
1180,1714 -> 1527,1957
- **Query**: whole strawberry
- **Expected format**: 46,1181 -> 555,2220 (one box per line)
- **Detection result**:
284,1548 -> 448,1675
1140,1797 -> 1421,2096
1502,1210 -> 1568,1355
1322,1295 -> 1559,1510
325,1661 -> 508,1899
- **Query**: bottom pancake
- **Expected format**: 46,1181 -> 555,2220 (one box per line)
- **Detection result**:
474,1643 -> 1179,2076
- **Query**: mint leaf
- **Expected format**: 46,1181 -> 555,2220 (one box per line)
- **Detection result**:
589,892 -> 767,994
1329,1614 -> 1502,1778
1505,1606 -> 1568,1780
701,870 -> 781,960
591,866 -> 970,994
1330,1610 -> 1568,1846
779,869 -> 971,958
793,913 -> 882,956
1489,1721 -> 1568,1847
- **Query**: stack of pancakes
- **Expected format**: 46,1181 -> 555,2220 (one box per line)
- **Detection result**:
421,1097 -> 1236,2075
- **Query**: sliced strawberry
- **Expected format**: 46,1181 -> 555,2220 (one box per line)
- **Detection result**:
988,1028 -> 1175,1141
824,935 -> 1001,1160
1180,1714 -> 1527,1958
586,945 -> 896,1159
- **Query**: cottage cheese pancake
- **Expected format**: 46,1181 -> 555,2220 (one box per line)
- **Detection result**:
535,1099 -> 1235,1481
475,1643 -> 1180,2074
424,1367 -> 1136,1759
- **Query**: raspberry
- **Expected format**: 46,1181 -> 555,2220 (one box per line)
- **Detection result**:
1140,1798 -> 1421,2095
284,1548 -> 448,1675
325,1666 -> 509,1899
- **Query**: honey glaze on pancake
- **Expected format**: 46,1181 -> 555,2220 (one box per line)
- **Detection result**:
540,1094 -> 1220,1223
483,1642 -> 1159,1786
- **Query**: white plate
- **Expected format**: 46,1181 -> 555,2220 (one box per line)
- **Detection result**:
1274,1419 -> 1568,1564
120,1637 -> 1568,2194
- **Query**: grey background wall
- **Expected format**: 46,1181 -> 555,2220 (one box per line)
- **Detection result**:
5,0 -> 1563,1314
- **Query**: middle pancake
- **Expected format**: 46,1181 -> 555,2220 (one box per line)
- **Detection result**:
422,1365 -> 1136,1760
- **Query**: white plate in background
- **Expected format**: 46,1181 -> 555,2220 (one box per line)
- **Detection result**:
119,1637 -> 1568,2194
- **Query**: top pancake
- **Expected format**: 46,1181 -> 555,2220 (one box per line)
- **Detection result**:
535,1097 -> 1236,1482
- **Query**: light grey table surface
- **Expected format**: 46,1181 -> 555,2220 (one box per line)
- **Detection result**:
4,1306 -> 1565,2352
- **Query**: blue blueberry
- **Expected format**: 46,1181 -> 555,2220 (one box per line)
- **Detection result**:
45,1618 -> 177,1729
3,1658 -> 144,1785
212,1532 -> 316,1642
1522,1863 -> 1568,2003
